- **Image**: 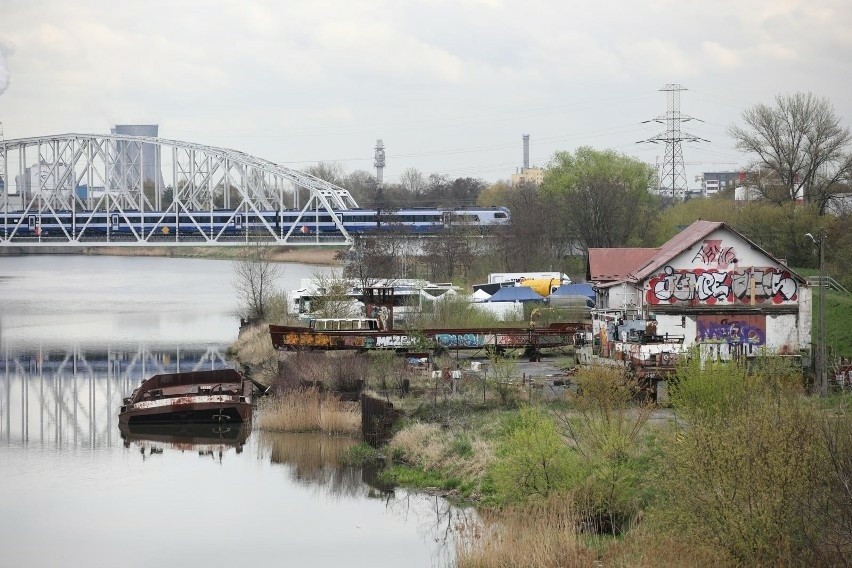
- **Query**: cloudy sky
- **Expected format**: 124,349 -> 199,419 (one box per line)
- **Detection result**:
1,0 -> 850,188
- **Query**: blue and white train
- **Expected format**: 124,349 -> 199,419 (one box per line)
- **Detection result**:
0,206 -> 510,237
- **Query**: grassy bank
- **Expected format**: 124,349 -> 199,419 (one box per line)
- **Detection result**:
823,290 -> 852,359
379,361 -> 852,567
232,301 -> 852,566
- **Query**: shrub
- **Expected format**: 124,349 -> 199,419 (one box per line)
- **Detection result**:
487,353 -> 521,407
669,351 -> 755,422
559,366 -> 657,535
660,393 -> 828,565
490,408 -> 584,502
272,352 -> 367,393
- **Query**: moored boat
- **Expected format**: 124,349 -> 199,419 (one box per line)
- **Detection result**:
119,368 -> 252,424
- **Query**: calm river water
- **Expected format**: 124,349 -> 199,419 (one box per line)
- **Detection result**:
0,255 -> 469,568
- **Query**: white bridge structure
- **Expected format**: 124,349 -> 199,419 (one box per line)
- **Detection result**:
0,133 -> 359,247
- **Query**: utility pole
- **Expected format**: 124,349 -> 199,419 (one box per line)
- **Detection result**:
639,84 -> 707,200
818,229 -> 827,397
807,230 -> 828,396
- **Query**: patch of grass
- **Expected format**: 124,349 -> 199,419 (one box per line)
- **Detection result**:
258,389 -> 360,435
379,464 -> 462,492
455,494 -> 597,568
342,442 -> 381,466
821,290 -> 852,359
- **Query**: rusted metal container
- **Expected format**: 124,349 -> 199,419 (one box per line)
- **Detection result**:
119,369 -> 251,424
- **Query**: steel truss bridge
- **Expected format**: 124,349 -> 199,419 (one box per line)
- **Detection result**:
0,344 -> 230,448
0,133 -> 359,247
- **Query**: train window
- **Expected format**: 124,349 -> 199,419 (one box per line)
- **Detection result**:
494,211 -> 508,219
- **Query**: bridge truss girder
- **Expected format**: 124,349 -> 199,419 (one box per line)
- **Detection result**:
0,134 -> 359,247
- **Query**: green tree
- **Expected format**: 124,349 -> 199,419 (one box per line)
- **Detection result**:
541,147 -> 657,251
476,180 -> 512,207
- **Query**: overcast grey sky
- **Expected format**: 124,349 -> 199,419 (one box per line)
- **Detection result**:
1,0 -> 850,188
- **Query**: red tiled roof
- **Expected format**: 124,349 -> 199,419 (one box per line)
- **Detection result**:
589,219 -> 808,287
627,219 -> 806,283
628,220 -> 724,282
587,248 -> 658,282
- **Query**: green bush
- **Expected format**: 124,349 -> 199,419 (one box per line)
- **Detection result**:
562,366 -> 658,535
670,351 -> 755,422
490,407 -> 584,502
659,394 -> 828,565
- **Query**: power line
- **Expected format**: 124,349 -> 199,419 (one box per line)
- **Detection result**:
638,84 -> 708,199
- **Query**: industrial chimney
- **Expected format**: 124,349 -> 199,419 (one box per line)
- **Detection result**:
522,134 -> 530,170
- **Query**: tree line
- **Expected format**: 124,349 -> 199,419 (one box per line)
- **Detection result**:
330,92 -> 852,290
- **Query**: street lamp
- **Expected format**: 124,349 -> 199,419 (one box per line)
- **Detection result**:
805,231 -> 827,396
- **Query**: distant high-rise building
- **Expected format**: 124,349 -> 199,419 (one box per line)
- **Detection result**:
701,171 -> 744,196
110,124 -> 165,190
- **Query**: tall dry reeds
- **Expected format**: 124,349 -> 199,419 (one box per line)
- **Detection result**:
455,495 -> 596,568
258,389 -> 360,435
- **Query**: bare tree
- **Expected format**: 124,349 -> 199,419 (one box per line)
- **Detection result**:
729,92 -> 852,214
342,236 -> 400,290
421,226 -> 476,282
309,270 -> 361,319
305,161 -> 346,186
496,182 -> 567,271
232,243 -> 282,323
343,170 -> 379,206
398,167 -> 428,196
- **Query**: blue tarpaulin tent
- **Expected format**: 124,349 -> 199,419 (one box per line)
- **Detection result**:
551,283 -> 595,301
485,286 -> 545,302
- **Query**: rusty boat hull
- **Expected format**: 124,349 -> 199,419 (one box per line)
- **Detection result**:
119,369 -> 252,425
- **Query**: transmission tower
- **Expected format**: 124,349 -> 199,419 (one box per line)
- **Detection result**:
639,84 -> 707,200
374,139 -> 385,187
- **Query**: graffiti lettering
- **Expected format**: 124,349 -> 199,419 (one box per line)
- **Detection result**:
435,334 -> 485,348
374,335 -> 416,348
695,271 -> 729,301
696,318 -> 766,346
692,239 -> 737,268
647,266 -> 798,305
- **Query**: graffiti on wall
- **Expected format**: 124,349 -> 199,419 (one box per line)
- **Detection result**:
696,315 -> 766,346
692,239 -> 738,268
647,266 -> 798,305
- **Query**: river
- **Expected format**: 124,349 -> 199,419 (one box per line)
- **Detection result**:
0,255 -> 469,568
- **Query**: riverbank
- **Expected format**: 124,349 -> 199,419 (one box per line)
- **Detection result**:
241,341 -> 852,566
0,245 -> 344,265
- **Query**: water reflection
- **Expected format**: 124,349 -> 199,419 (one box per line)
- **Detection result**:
0,342 -> 231,447
257,430 -> 477,566
259,431 -> 384,498
120,422 -> 252,462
